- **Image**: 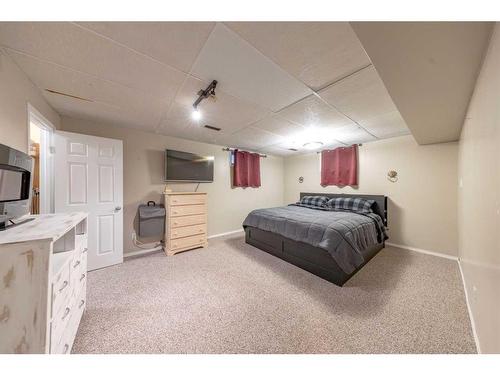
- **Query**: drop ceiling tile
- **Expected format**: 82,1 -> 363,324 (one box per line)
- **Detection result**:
161,76 -> 270,135
318,66 -> 410,137
276,125 -> 343,151
251,115 -> 305,137
8,50 -> 165,128
160,101 -> 232,146
277,95 -> 354,129
267,138 -> 344,155
381,129 -> 413,139
160,120 -> 227,146
219,127 -> 284,150
76,22 -> 215,72
226,22 -> 371,91
0,22 -> 186,100
44,91 -> 158,131
320,124 -> 377,144
190,23 -> 312,112
318,142 -> 345,153
358,111 -> 410,138
161,101 -> 198,132
256,144 -> 299,157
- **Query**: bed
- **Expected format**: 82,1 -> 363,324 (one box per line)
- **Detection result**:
243,193 -> 388,286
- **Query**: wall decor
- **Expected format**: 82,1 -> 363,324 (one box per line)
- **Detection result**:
387,170 -> 398,182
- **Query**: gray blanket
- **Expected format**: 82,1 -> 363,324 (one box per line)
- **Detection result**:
242,205 -> 385,274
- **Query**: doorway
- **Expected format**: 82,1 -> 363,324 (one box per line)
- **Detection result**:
28,104 -> 55,215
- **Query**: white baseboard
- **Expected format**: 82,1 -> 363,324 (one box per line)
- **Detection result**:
385,242 -> 458,261
124,230 -> 243,257
208,229 -> 244,239
124,246 -> 163,258
458,261 -> 481,354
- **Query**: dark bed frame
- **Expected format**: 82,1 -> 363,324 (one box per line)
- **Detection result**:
244,193 -> 388,286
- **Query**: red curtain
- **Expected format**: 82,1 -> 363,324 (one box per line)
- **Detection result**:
233,150 -> 261,188
320,144 -> 358,186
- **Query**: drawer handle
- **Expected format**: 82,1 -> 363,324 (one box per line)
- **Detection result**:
79,299 -> 85,308
80,273 -> 86,281
173,200 -> 178,203
173,232 -> 177,236
63,344 -> 69,354
73,260 -> 81,268
62,307 -> 71,320
82,248 -> 88,253
198,229 -> 203,232
59,280 -> 68,292
173,211 -> 178,214
199,239 -> 204,243
173,222 -> 178,225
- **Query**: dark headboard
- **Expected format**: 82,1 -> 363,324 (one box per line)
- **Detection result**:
299,192 -> 388,226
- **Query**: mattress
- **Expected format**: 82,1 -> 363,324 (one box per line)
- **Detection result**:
242,205 -> 386,274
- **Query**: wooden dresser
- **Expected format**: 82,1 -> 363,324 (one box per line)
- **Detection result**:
163,192 -> 207,256
0,212 -> 88,354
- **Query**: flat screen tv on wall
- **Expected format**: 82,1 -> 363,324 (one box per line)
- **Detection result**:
165,149 -> 214,183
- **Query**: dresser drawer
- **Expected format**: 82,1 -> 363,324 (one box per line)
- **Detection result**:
51,264 -> 71,318
51,301 -> 73,352
54,321 -> 74,354
170,204 -> 205,217
171,214 -> 206,228
170,224 -> 206,239
51,328 -> 72,354
80,248 -> 87,273
51,279 -> 86,354
170,234 -> 207,251
75,283 -> 87,314
71,251 -> 83,274
75,234 -> 87,252
75,269 -> 87,297
74,279 -> 87,320
169,194 -> 206,206
73,248 -> 87,277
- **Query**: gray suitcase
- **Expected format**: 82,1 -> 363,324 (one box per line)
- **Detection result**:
138,201 -> 166,237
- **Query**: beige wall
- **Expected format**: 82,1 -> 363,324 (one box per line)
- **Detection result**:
458,23 -> 500,353
61,117 -> 284,255
0,50 -> 60,152
284,135 -> 458,256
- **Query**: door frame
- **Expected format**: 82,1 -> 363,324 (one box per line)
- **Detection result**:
27,103 -> 56,214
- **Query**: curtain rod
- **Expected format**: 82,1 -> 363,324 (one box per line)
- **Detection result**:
316,144 -> 362,154
222,147 -> 267,158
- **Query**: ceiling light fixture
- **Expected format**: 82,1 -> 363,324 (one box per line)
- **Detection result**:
303,141 -> 324,150
192,80 -> 218,122
191,109 -> 202,121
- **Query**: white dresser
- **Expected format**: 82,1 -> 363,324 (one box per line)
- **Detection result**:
0,212 -> 88,354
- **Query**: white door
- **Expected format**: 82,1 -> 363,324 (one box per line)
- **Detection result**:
54,131 -> 123,271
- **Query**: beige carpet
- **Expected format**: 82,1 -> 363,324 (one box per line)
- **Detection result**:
72,233 -> 476,354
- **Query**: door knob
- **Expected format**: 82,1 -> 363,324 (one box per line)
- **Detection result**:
114,206 -> 122,212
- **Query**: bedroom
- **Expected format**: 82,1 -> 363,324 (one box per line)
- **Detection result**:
0,1 -> 499,371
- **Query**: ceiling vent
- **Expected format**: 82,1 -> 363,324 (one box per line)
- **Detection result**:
45,89 -> 93,102
288,148 -> 299,152
204,125 -> 221,131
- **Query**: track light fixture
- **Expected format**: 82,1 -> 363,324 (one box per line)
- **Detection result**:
192,80 -> 218,121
